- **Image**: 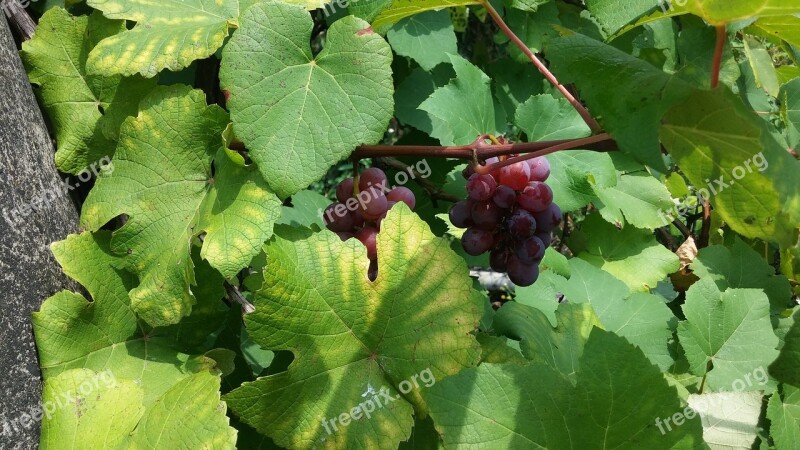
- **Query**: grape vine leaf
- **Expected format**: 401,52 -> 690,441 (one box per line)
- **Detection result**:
766,385 -> 800,449
387,10 -> 457,71
424,329 -> 705,449
85,0 -> 239,77
675,16 -> 741,89
547,32 -> 693,171
744,36 -> 780,97
780,78 -> 800,148
660,88 -> 798,245
371,0 -> 480,33
686,392 -> 763,449
81,86 -> 281,326
224,204 -> 483,450
677,279 -> 779,392
501,3 -> 561,63
40,369 -> 236,449
476,334 -> 527,365
395,66 -> 452,135
494,302 -> 602,381
33,232 -> 237,447
515,94 -> 591,141
594,171 -> 675,229
692,238 -> 793,313
546,151 -> 617,212
584,0 -> 658,35
683,0 -> 800,26
749,15 -> 800,49
545,258 -> 676,370
33,232 -> 229,402
770,311 -> 800,387
276,190 -> 330,229
420,54 -> 505,145
572,214 -> 680,290
220,1 -> 394,198
20,8 -> 156,174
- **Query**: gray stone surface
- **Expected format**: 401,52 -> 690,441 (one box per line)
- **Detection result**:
0,15 -> 80,449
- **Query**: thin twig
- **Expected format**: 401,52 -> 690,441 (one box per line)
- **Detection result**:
224,282 -> 255,315
474,133 -> 612,174
480,0 -> 602,134
698,199 -> 711,248
672,219 -> 692,239
4,1 -> 36,41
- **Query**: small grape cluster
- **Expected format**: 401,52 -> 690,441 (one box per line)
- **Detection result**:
323,167 -> 416,279
449,155 -> 561,287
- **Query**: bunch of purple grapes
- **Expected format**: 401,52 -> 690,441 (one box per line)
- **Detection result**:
449,155 -> 561,287
323,167 -> 416,278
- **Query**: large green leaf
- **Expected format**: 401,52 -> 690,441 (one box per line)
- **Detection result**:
371,0 -> 480,33
225,204 -> 483,450
220,1 -> 393,198
515,93 -> 591,141
573,214 -> 680,290
749,15 -> 800,49
585,0 -> 657,35
692,238 -> 793,313
386,10 -> 457,71
494,302 -> 602,381
660,88 -> 798,244
424,329 -> 705,449
81,86 -> 281,326
33,232 -> 236,447
687,392 -> 763,449
684,0 -> 800,25
677,279 -> 779,392
767,385 -> 800,448
770,310 -> 800,387
420,54 -> 505,145
86,0 -> 239,77
546,150 -> 617,212
547,32 -> 693,171
40,369 -> 236,449
594,171 -> 675,229
20,8 -> 156,174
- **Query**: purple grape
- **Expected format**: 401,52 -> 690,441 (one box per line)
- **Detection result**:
507,210 -> 537,240
336,232 -> 354,241
324,203 -> 354,232
493,185 -> 516,209
355,227 -> 379,260
532,203 -> 562,233
467,174 -> 497,201
535,231 -> 552,248
490,247 -> 510,272
499,161 -> 530,191
471,200 -> 502,230
359,168 -> 388,192
527,157 -> 550,182
507,255 -> 540,287
515,236 -> 545,264
359,187 -> 389,220
461,228 -> 495,256
336,178 -> 355,202
518,181 -> 553,213
449,200 -> 474,228
387,187 -> 416,210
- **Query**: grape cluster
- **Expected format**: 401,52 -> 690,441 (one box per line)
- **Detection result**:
449,156 -> 561,287
324,167 -> 416,279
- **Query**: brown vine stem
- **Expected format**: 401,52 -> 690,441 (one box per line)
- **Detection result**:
710,25 -> 726,89
474,133 -> 612,174
480,0 -> 602,134
353,134 -> 616,161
